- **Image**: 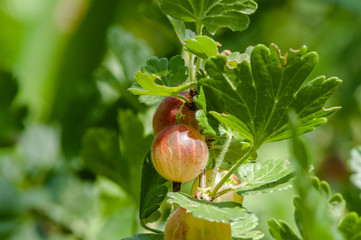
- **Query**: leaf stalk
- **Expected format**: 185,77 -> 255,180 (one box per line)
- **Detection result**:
209,132 -> 232,188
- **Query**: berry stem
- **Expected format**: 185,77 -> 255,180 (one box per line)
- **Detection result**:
209,146 -> 257,198
209,132 -> 232,188
175,102 -> 186,124
173,182 -> 181,192
199,168 -> 206,189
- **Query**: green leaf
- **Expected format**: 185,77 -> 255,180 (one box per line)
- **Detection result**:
82,111 -> 153,199
199,44 -> 341,145
194,86 -> 225,136
167,16 -> 195,43
195,110 -> 217,136
128,72 -> 196,97
268,218 -> 300,240
107,26 -> 153,80
141,55 -> 188,87
167,192 -> 248,224
235,159 -> 294,195
226,51 -> 251,68
338,212 -> 361,240
139,151 -> 169,222
158,0 -> 258,34
350,146 -> 361,190
184,36 -> 219,59
292,180 -> 346,240
118,110 -> 154,199
213,139 -> 251,164
121,234 -> 164,240
82,128 -> 126,189
211,112 -> 253,142
231,213 -> 264,239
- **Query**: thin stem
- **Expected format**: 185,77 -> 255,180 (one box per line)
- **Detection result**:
209,133 -> 232,188
189,53 -> 195,82
213,185 -> 240,200
210,146 -> 257,198
199,169 -> 206,189
175,102 -> 186,124
140,220 -> 163,234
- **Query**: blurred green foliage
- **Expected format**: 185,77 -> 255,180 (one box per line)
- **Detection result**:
0,0 -> 360,239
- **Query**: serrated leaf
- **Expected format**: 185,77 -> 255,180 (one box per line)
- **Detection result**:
235,159 -> 294,195
139,151 -> 169,221
184,36 -> 219,59
338,212 -> 361,240
129,72 -> 196,97
226,52 -> 250,68
268,218 -> 300,240
167,192 -> 248,224
196,110 -> 217,136
141,55 -> 188,87
199,44 -> 341,145
350,146 -> 361,190
158,0 -> 258,34
121,234 -> 164,240
231,213 -> 264,239
167,16 -> 195,43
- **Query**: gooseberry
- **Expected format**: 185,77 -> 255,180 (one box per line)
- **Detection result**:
164,207 -> 232,240
151,124 -> 208,183
152,92 -> 198,136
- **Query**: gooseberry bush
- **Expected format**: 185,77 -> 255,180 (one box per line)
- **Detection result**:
104,1 -> 361,239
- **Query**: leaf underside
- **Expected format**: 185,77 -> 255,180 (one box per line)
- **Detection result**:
199,44 -> 341,145
158,0 -> 258,34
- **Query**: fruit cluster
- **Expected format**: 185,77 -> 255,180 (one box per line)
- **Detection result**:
151,91 -> 208,183
151,91 -> 238,239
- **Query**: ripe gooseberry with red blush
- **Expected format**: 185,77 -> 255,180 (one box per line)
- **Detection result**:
152,92 -> 198,136
151,124 -> 208,183
164,207 -> 231,240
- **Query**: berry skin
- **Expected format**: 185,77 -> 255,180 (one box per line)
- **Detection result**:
152,93 -> 198,136
151,124 -> 208,183
191,169 -> 243,203
165,207 -> 232,240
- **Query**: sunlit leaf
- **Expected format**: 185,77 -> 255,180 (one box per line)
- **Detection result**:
184,36 -> 219,59
199,44 -> 341,145
338,212 -> 361,240
235,159 -> 294,195
231,213 -> 263,239
129,72 -> 195,97
167,192 -> 248,224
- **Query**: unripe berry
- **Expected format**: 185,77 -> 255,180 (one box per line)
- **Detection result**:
191,169 -> 243,203
165,207 -> 231,240
151,125 -> 208,183
152,92 -> 198,136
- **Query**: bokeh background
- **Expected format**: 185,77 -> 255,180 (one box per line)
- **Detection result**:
0,0 -> 360,239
